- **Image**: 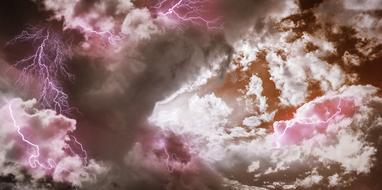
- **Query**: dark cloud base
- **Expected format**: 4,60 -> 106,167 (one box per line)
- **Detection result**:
1,0 -> 382,189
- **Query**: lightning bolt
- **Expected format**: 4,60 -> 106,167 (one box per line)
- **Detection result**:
274,97 -> 353,146
154,136 -> 192,173
8,26 -> 89,171
152,0 -> 222,30
156,138 -> 173,172
278,98 -> 343,138
70,135 -> 88,165
8,101 -> 56,170
8,100 -> 89,171
10,26 -> 73,115
77,25 -> 122,45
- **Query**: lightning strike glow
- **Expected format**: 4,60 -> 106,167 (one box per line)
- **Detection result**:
152,0 -> 222,30
78,25 -> 123,46
274,96 -> 356,146
158,138 -> 175,172
10,26 -> 73,115
8,26 -> 89,172
153,136 -> 192,173
70,135 -> 88,165
278,98 -> 343,137
8,101 -> 56,170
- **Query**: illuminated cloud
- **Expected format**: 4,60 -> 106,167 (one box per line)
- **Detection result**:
0,0 -> 382,189
0,97 -> 108,187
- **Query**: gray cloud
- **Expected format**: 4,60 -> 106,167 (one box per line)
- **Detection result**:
1,0 -> 382,189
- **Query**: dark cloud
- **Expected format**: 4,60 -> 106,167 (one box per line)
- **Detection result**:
68,29 -> 232,160
298,0 -> 324,10
1,0 -> 382,189
220,0 -> 292,42
0,0 -> 50,43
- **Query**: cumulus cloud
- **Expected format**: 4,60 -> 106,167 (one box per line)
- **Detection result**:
265,33 -> 346,106
41,0 -> 133,32
150,93 -> 233,162
241,74 -> 275,128
0,97 -> 108,187
315,0 -> 382,41
120,8 -> 161,40
150,84 -> 382,189
1,0 -> 382,189
143,1 -> 382,188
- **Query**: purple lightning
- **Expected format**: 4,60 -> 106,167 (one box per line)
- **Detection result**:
273,96 -> 356,146
277,98 -> 343,138
8,101 -> 56,170
156,138 -> 174,172
9,26 -> 73,115
78,25 -> 123,45
151,0 -> 222,30
70,135 -> 88,165
8,26 -> 89,171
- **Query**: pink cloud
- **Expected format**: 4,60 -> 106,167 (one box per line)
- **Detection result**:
273,96 -> 356,145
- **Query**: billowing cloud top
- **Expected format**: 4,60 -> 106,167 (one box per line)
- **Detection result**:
0,0 -> 381,189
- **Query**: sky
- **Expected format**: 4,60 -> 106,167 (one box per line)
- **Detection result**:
0,0 -> 382,189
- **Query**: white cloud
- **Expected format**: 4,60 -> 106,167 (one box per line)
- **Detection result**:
241,74 -> 276,128
343,0 -> 382,10
0,97 -> 108,187
294,170 -> 323,188
242,111 -> 275,128
315,0 -> 382,42
312,130 -> 376,174
121,8 -> 162,40
265,33 -> 345,106
151,84 -> 382,188
328,173 -> 341,187
150,93 -> 232,161
247,161 -> 260,173
246,74 -> 268,112
41,0 -> 133,32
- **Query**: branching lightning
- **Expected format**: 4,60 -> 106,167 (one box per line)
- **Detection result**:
8,101 -> 56,170
7,26 -> 89,172
273,96 -> 356,147
152,0 -> 222,30
157,138 -> 174,172
154,136 -> 191,173
277,98 -> 344,138
78,25 -> 123,46
10,26 -> 73,115
70,135 -> 88,165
